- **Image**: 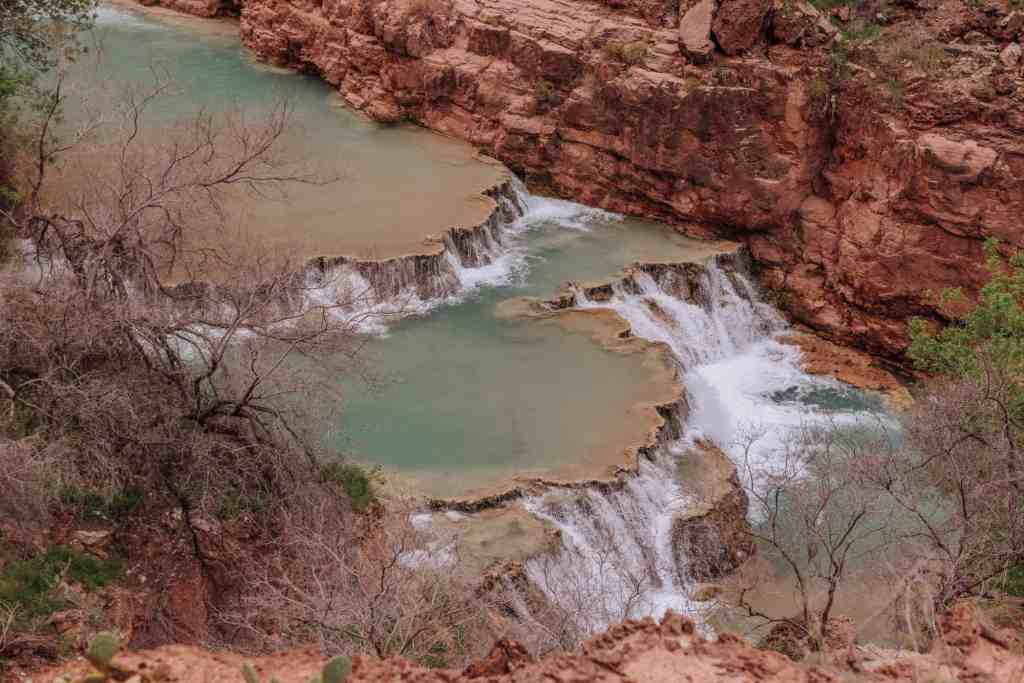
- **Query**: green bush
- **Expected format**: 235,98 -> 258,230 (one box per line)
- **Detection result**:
59,486 -> 144,521
319,462 -> 377,512
1002,565 -> 1024,597
0,546 -> 121,618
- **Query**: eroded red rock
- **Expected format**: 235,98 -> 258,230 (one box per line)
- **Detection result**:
134,0 -> 1024,364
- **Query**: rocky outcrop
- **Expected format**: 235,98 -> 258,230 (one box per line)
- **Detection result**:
712,0 -> 773,55
670,441 -> 754,582
138,0 -> 1024,364
37,603 -> 1024,682
679,0 -> 716,62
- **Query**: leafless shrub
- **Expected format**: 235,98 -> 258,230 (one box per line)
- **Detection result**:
220,500 -> 497,666
524,532 -> 646,649
728,419 -> 903,654
0,438 -> 68,529
876,371 -> 1024,607
0,603 -> 19,655
721,362 -> 1024,657
0,71 -> 379,531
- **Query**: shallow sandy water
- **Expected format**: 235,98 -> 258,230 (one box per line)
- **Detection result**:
80,3 -> 504,262
82,3 -> 733,501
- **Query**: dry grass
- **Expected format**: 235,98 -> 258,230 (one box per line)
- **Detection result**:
404,0 -> 449,21
603,41 -> 648,65
894,41 -> 948,74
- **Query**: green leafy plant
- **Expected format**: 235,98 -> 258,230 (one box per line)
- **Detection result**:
85,632 -> 119,671
319,462 -> 377,512
842,19 -> 881,42
806,76 -> 831,113
321,656 -> 352,683
808,0 -> 854,10
59,486 -> 144,521
0,546 -> 121,619
1000,565 -> 1024,597
910,240 -> 1024,378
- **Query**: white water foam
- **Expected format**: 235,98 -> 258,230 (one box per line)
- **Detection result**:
520,259 -> 886,635
522,449 -> 700,632
302,177 -> 623,335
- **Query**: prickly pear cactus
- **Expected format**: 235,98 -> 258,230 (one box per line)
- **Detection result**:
321,656 -> 351,683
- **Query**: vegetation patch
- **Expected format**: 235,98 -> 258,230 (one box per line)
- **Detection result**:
881,78 -> 904,107
806,76 -> 832,113
896,42 -> 947,74
59,486 -> 144,522
1002,565 -> 1024,597
0,547 -> 121,619
603,41 -> 648,65
842,19 -> 881,42
319,462 -> 378,512
808,0 -> 855,10
533,80 -> 560,109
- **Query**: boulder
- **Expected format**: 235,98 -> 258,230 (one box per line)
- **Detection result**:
771,0 -> 838,47
712,0 -> 772,55
999,42 -> 1022,68
917,132 -> 998,182
679,0 -> 717,62
670,442 -> 754,582
997,11 -> 1023,42
71,529 -> 114,558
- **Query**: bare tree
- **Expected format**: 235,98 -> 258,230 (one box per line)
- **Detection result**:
730,420 -> 900,654
0,71 -> 389,543
872,371 -> 1024,607
220,500 -> 497,666
524,523 -> 650,644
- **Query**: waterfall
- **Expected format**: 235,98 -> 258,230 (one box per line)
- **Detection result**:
521,443 -> 696,633
573,261 -> 783,367
298,176 -> 621,335
298,177 -> 531,334
521,256 -> 882,635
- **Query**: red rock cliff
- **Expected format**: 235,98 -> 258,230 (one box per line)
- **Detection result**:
143,0 -> 1024,361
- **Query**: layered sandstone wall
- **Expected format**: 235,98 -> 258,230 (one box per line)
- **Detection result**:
139,0 -> 1023,361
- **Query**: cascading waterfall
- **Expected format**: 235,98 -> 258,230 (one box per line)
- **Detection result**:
520,256 -> 881,634
299,176 -> 616,334
522,442 -> 698,634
